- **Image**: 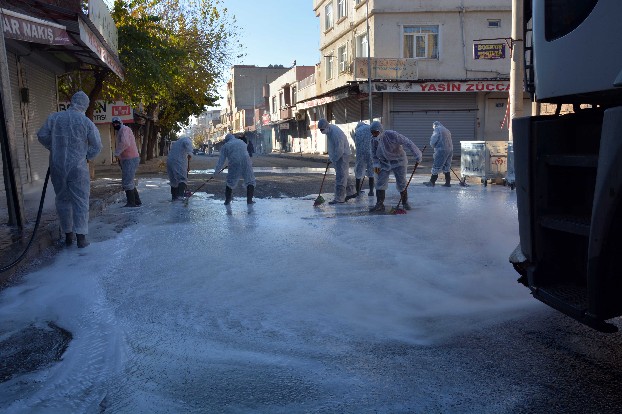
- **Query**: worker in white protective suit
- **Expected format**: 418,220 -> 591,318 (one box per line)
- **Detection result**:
369,121 -> 422,213
353,121 -> 374,197
317,119 -> 356,204
425,121 -> 453,187
166,136 -> 193,200
37,90 -> 102,248
112,116 -> 141,207
214,134 -> 256,204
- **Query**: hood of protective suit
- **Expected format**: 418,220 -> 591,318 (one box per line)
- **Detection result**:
355,121 -> 367,131
433,121 -> 443,129
70,91 -> 90,113
317,119 -> 329,130
224,133 -> 235,143
370,121 -> 383,133
112,116 -> 123,124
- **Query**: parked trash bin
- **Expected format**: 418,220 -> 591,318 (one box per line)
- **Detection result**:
460,140 -> 509,186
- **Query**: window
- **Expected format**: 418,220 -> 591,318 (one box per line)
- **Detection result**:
292,86 -> 297,105
271,96 -> 276,113
325,55 -> 334,80
403,25 -> 439,59
355,0 -> 364,5
337,0 -> 347,20
338,45 -> 348,73
324,3 -> 333,31
356,33 -> 368,57
279,92 -> 284,109
488,19 -> 501,28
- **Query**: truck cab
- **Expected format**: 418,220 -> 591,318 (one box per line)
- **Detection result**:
510,0 -> 622,332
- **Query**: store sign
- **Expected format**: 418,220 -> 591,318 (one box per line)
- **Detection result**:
1,8 -> 71,45
79,18 -> 124,80
473,43 -> 506,60
88,0 -> 118,52
360,81 -> 511,94
58,100 -> 133,124
354,58 -> 418,80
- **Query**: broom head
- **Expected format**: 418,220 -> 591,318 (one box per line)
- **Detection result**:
313,195 -> 325,206
389,207 -> 407,215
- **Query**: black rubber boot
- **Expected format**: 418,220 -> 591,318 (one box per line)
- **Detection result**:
443,172 -> 451,187
424,174 -> 438,187
369,189 -> 385,213
76,234 -> 89,248
247,185 -> 255,204
124,190 -> 137,207
171,186 -> 178,201
178,182 -> 187,198
65,232 -> 74,246
355,179 -> 361,196
400,189 -> 411,210
368,177 -> 375,196
224,186 -> 233,205
134,188 -> 142,205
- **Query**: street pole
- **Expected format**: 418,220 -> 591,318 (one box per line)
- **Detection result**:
366,0 -> 372,123
509,0 -> 524,141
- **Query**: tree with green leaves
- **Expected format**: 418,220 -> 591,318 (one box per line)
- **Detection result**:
59,0 -> 240,162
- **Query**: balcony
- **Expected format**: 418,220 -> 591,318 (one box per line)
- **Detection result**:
280,107 -> 293,120
354,58 -> 418,81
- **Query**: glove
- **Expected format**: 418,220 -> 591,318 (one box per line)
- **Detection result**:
374,167 -> 381,175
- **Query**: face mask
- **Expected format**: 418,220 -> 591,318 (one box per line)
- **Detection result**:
113,124 -> 121,130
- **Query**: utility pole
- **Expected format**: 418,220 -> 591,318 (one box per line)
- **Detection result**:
509,0 -> 524,141
0,16 -> 24,227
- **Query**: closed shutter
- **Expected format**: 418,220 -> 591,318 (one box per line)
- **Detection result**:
331,96 -> 364,125
7,53 -> 27,186
24,59 -> 56,183
390,93 -> 477,153
361,95 -> 383,122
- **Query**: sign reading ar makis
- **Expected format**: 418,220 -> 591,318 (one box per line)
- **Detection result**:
1,8 -> 71,45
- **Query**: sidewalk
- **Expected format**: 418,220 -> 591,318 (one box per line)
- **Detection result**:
0,157 -> 165,285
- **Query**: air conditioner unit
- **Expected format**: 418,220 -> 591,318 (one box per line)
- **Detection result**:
295,111 -> 306,121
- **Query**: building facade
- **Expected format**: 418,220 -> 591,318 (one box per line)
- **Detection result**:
300,0 -> 529,153
0,0 -> 122,227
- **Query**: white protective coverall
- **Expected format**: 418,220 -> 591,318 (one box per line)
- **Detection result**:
215,134 -> 256,189
167,136 -> 193,188
370,121 -> 422,192
37,90 -> 102,236
430,121 -> 453,175
318,119 -> 355,203
354,122 -> 374,180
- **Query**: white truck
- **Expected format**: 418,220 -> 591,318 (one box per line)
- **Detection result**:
510,0 -> 622,332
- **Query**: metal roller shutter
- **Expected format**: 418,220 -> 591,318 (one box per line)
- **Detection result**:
331,96 -> 362,124
24,59 -> 56,183
361,95 -> 383,122
390,93 -> 477,153
7,53 -> 27,186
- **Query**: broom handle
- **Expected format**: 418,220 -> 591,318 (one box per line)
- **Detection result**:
318,160 -> 331,195
396,145 -> 427,209
188,165 -> 227,197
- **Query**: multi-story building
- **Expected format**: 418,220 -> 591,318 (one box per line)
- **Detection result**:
298,0 -> 529,152
220,65 -> 289,145
264,66 -> 315,153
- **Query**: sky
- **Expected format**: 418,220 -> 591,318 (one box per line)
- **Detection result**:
225,0 -> 320,68
0,174 -> 547,412
207,0 -> 320,108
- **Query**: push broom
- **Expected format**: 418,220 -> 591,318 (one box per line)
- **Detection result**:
389,145 -> 426,215
450,167 -> 468,187
313,160 -> 331,206
183,165 -> 228,204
